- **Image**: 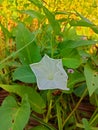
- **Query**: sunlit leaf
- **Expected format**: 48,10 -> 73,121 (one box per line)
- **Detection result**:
74,10 -> 93,25
29,0 -> 43,8
20,10 -> 44,21
43,6 -> 61,35
70,19 -> 93,27
60,40 -> 98,49
70,11 -> 98,34
91,26 -> 98,34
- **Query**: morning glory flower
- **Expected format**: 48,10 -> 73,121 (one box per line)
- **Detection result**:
30,54 -> 69,90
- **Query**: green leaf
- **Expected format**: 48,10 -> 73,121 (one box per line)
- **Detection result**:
0,84 -> 46,113
84,64 -> 98,96
21,10 -> 44,21
13,65 -> 36,83
91,25 -> 98,34
60,40 -> 98,49
69,19 -> 93,27
16,23 -> 41,64
70,11 -> 93,27
0,95 -> 30,130
62,58 -> 82,68
0,0 -> 3,4
29,0 -> 43,8
70,19 -> 98,34
74,83 -> 86,97
82,118 -> 91,130
30,125 -> 49,130
75,11 -> 92,24
69,11 -> 98,34
43,6 -> 61,35
59,46 -> 80,60
68,70 -> 85,88
63,25 -> 79,40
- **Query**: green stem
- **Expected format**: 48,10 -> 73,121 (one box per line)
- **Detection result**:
0,33 -> 37,65
90,113 -> 98,125
94,94 -> 98,106
89,108 -> 98,125
45,99 -> 52,123
51,33 -> 55,58
51,42 -> 54,58
70,94 -> 80,122
44,90 -> 53,123
76,123 -> 98,130
31,114 -> 56,130
63,88 -> 88,127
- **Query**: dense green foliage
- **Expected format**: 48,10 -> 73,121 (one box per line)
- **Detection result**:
0,0 -> 98,130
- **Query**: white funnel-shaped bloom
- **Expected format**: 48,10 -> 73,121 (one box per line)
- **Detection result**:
30,54 -> 69,90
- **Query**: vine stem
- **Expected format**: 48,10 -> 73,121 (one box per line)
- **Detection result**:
0,33 -> 37,65
31,114 -> 56,130
45,99 -> 53,123
63,88 -> 88,127
76,123 -> 98,130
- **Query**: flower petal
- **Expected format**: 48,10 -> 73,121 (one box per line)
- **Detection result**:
37,78 -> 57,90
30,54 -> 69,90
41,54 -> 61,73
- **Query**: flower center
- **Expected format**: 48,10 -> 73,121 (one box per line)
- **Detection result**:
48,73 -> 54,80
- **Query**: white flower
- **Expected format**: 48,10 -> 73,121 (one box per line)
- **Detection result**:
30,54 -> 69,90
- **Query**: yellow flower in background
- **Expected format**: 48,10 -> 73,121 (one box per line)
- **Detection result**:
30,54 -> 69,90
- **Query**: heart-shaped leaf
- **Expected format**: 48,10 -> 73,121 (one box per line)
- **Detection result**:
16,23 -> 41,64
84,64 -> 98,96
13,65 -> 36,83
0,95 -> 30,130
62,58 -> 82,68
0,84 -> 46,113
